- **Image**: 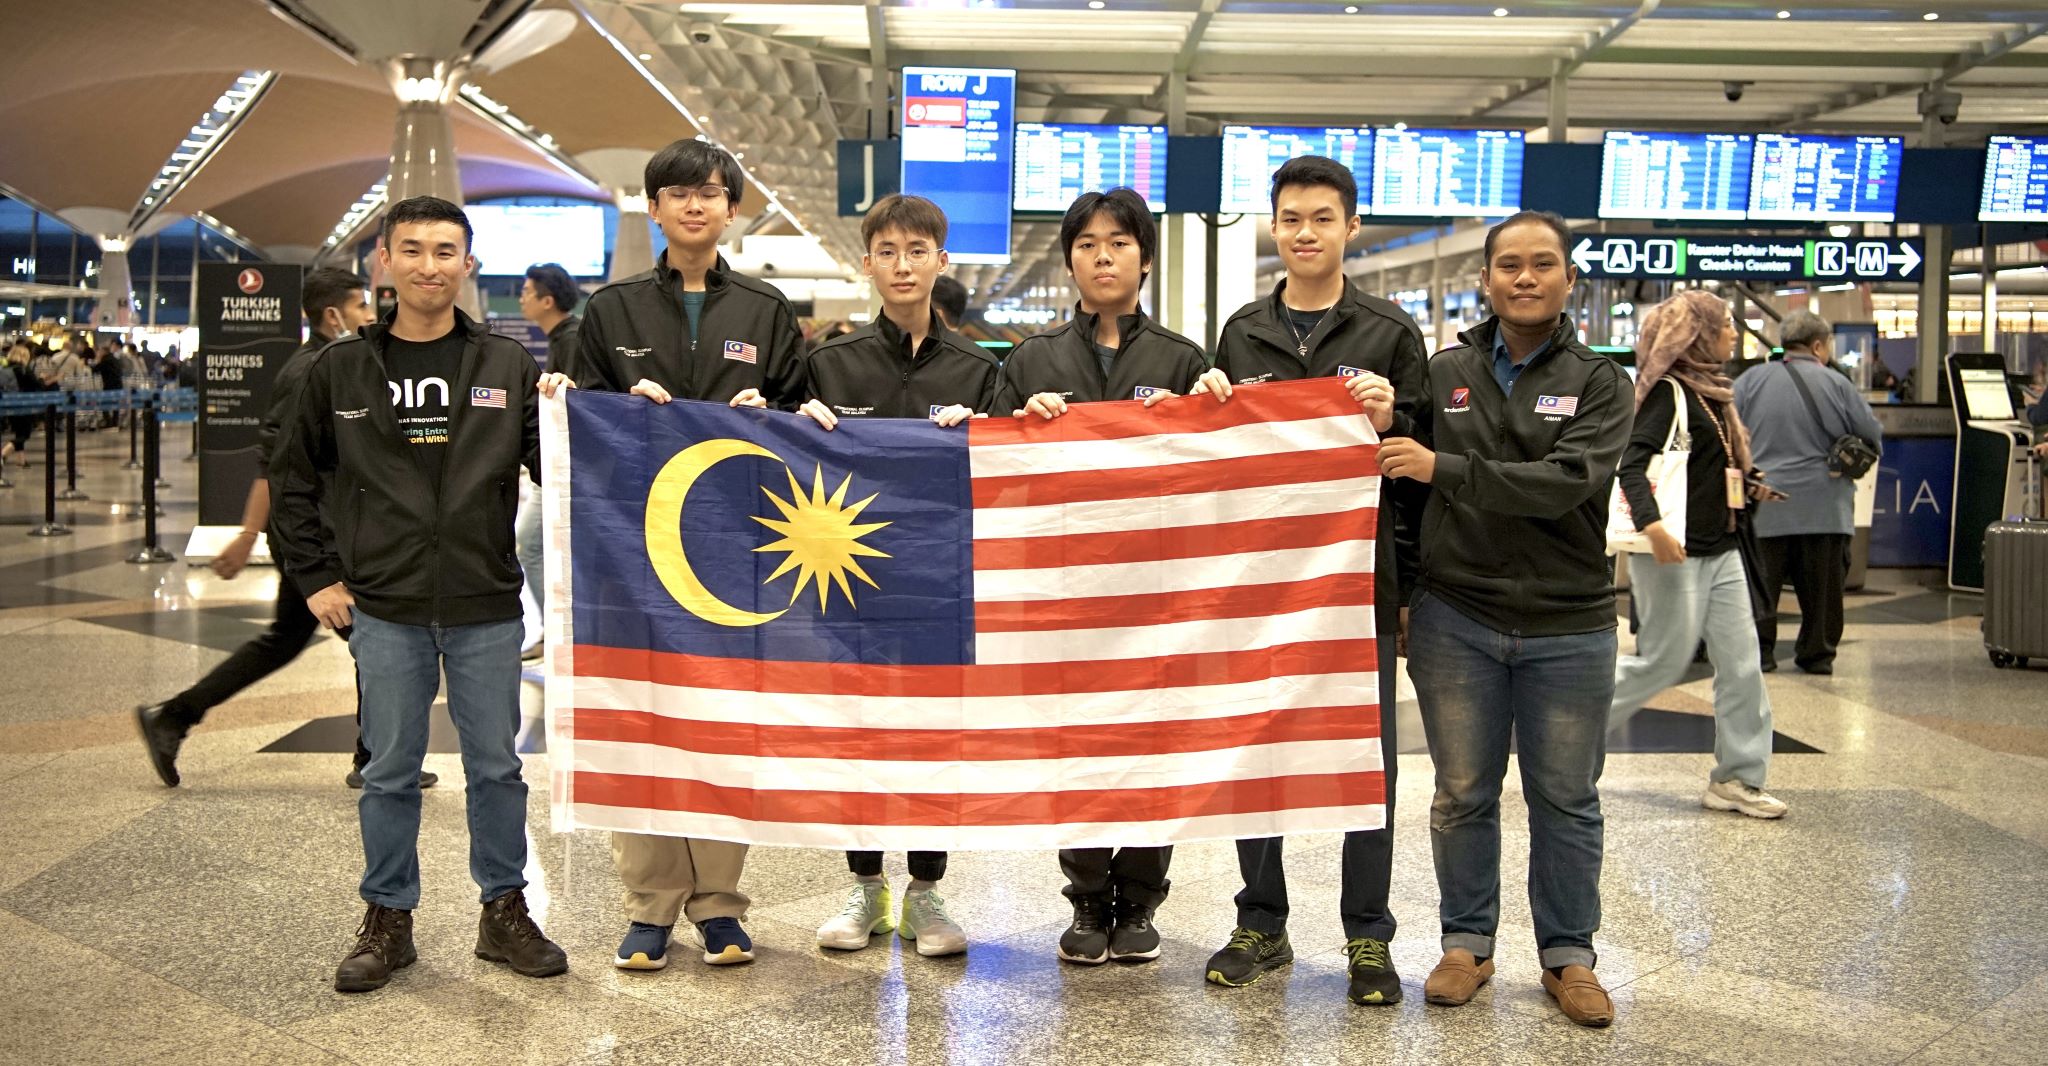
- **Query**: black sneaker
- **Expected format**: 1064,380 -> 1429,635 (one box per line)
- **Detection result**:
1057,893 -> 1110,965
1344,937 -> 1402,1005
1205,927 -> 1293,987
476,888 -> 568,978
335,903 -> 415,992
1108,898 -> 1161,963
134,703 -> 187,788
345,766 -> 440,790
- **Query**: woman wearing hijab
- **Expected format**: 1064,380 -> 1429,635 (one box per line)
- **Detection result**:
1608,289 -> 1786,820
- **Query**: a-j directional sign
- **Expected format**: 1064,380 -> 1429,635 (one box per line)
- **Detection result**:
1569,233 -> 1925,282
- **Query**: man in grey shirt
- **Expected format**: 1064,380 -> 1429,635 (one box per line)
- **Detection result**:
1733,310 -> 1883,675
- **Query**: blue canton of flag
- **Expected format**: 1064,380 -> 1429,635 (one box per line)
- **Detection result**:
470,386 -> 507,408
567,395 -> 973,666
1534,394 -> 1578,417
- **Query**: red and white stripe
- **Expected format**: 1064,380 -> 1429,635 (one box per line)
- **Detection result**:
545,380 -> 1385,850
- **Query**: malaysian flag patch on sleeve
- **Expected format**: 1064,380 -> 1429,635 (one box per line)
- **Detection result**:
469,387 -> 508,409
722,340 -> 758,364
1534,394 -> 1578,417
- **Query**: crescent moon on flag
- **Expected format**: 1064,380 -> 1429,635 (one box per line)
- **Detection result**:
644,438 -> 789,628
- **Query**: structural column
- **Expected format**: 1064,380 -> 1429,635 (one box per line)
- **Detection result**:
577,148 -> 658,283
382,56 -> 482,318
93,235 -> 138,328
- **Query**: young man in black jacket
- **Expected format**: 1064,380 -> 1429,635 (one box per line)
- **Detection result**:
514,262 -> 582,658
1202,156 -> 1426,1005
1377,211 -> 1633,1028
575,139 -> 798,974
134,268 -> 434,792
996,188 -> 1228,967
271,197 -> 572,994
798,195 -> 996,959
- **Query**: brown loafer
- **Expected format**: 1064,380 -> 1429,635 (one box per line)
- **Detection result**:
1542,965 -> 1613,1027
1424,949 -> 1495,1005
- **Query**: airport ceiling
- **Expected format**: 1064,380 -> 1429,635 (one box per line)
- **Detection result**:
3,0 -> 2045,299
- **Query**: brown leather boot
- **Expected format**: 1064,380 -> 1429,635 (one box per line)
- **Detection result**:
1543,964 -> 1614,1027
476,888 -> 568,978
1424,949 -> 1495,1005
334,903 -> 415,992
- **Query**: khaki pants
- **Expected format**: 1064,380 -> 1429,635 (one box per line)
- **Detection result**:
611,832 -> 750,927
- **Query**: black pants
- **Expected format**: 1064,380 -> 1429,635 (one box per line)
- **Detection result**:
1234,601 -> 1400,942
165,570 -> 370,766
847,850 -> 947,881
1059,847 -> 1172,909
1757,533 -> 1849,669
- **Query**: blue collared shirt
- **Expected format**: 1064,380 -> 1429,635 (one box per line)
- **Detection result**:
1491,330 -> 1550,396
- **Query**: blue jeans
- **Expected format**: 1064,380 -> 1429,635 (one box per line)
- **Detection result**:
1406,592 -> 1614,971
516,490 -> 544,616
349,609 -> 529,910
1610,550 -> 1774,789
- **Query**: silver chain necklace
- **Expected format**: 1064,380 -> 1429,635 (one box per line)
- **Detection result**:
1283,304 -> 1332,359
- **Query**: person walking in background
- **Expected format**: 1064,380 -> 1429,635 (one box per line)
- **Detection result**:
1733,311 -> 1882,675
1607,290 -> 1786,820
512,262 -> 583,660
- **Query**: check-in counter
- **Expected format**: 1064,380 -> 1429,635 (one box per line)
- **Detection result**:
1868,404 -> 1957,569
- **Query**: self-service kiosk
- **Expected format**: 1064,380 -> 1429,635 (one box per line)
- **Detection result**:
1947,351 -> 2036,592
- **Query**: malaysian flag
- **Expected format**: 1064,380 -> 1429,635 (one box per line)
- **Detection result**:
1535,393 -> 1579,417
539,380 -> 1385,850
470,386 -> 508,409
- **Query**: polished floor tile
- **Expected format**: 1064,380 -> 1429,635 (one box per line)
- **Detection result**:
3,437 -> 2044,1064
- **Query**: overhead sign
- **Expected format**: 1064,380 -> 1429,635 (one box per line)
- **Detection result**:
837,139 -> 902,217
1568,233 -> 1924,282
899,66 -> 1015,264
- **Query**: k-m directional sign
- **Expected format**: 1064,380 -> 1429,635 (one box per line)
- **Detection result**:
1570,233 -> 1924,282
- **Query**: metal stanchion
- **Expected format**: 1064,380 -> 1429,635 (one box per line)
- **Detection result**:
57,402 -> 88,501
122,389 -> 142,470
127,391 -> 173,564
28,398 -> 70,537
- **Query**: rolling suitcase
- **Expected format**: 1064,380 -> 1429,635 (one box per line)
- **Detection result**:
1983,448 -> 2047,669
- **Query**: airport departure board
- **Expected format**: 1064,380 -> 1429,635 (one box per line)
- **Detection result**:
1748,133 -> 1903,222
1599,131 -> 1753,221
1371,127 -> 1523,217
1980,135 -> 2048,222
1013,123 -> 1168,212
1220,126 -> 1373,214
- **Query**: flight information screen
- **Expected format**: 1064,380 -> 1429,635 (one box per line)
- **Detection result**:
1748,134 -> 1903,222
899,66 -> 1016,264
1599,131 -> 1753,221
1013,123 -> 1168,212
1219,126 -> 1373,214
1372,127 -> 1523,217
1980,135 -> 2048,222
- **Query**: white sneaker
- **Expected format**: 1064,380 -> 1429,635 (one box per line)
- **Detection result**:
816,880 -> 894,950
899,886 -> 967,957
1703,779 -> 1788,819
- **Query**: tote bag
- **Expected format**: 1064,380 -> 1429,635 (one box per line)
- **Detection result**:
1607,376 -> 1689,555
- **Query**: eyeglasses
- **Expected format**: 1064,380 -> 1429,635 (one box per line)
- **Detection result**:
870,248 -> 940,267
657,184 -> 729,205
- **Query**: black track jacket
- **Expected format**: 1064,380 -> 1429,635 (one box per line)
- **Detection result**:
1414,315 -> 1633,637
270,309 -> 539,628
991,306 -> 1207,413
805,310 -> 1001,417
570,253 -> 804,406
1215,278 -> 1431,615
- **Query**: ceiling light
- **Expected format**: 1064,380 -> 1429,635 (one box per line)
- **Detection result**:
638,52 -> 652,60
1493,7 -> 1509,16
1923,11 -> 1938,19
1776,9 -> 1790,18
1088,1 -> 1105,8
1345,4 -> 1358,11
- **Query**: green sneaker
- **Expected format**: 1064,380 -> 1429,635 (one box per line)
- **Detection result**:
1345,937 -> 1402,1005
1205,927 -> 1293,987
899,886 -> 967,957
